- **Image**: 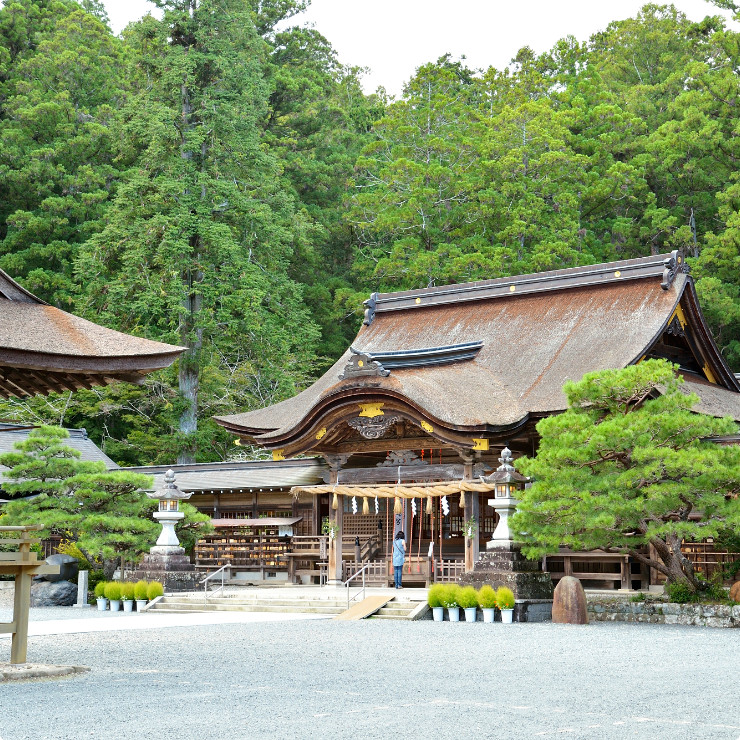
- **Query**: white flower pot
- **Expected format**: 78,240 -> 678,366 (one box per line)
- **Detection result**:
482,607 -> 495,623
464,607 -> 477,622
96,598 -> 108,611
501,608 -> 514,624
109,599 -> 121,612
447,607 -> 460,622
432,606 -> 444,622
136,599 -> 147,612
122,600 -> 134,612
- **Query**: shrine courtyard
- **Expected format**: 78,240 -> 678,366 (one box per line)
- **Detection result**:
1,608 -> 738,740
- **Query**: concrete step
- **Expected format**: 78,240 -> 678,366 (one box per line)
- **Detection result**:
150,601 -> 345,615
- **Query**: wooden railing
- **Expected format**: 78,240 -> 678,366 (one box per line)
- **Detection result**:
681,543 -> 739,583
544,550 -> 648,590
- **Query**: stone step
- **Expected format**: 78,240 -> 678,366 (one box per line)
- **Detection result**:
195,598 -> 349,608
150,601 -> 344,615
374,606 -> 415,616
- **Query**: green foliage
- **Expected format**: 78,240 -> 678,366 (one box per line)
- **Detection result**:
427,583 -> 446,608
94,581 -> 107,599
512,360 -> 740,593
0,426 -> 212,576
74,0 -> 321,462
630,592 -> 647,603
120,582 -> 135,600
134,580 -> 148,601
496,586 -> 515,610
477,585 -> 497,609
457,586 -> 479,609
146,581 -> 164,600
103,581 -> 121,601
440,584 -> 460,608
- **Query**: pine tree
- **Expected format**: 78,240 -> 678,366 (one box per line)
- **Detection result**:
512,360 -> 740,593
0,426 -> 211,578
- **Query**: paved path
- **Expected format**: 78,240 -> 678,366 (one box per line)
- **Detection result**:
0,610 -> 738,740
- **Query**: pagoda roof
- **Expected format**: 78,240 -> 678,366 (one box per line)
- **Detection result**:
215,251 -> 740,455
0,270 -> 184,397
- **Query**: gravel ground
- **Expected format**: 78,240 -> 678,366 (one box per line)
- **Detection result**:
0,613 -> 738,740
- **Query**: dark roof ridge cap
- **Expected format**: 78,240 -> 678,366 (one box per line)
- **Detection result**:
0,269 -> 47,305
365,252 -> 684,319
378,253 -> 675,301
122,457 -> 327,474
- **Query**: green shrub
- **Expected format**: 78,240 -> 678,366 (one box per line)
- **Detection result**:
120,582 -> 135,601
147,581 -> 164,600
88,570 -> 106,596
427,583 -> 446,608
477,585 -> 497,609
496,586 -> 515,610
94,581 -> 107,599
457,586 -> 478,609
441,584 -> 460,608
630,592 -> 647,603
104,582 -> 121,601
666,581 -> 695,603
134,580 -> 149,601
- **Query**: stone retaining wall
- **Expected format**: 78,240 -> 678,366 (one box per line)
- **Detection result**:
588,600 -> 740,628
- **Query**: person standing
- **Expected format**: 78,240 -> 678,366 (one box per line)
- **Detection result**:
392,530 -> 406,589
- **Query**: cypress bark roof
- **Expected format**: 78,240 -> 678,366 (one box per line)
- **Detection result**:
215,252 -> 740,452
0,270 -> 184,397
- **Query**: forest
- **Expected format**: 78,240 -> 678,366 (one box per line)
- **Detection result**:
1,0 -> 740,466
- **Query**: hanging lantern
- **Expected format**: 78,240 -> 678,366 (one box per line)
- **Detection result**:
459,491 -> 465,509
351,496 -> 358,515
411,498 -> 417,518
362,496 -> 369,515
426,496 -> 432,514
332,491 -> 338,510
394,496 -> 402,515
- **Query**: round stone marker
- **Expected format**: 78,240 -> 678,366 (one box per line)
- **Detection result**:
730,581 -> 740,604
552,575 -> 589,624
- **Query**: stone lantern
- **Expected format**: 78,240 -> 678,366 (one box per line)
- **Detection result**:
485,447 -> 529,545
457,446 -> 553,622
132,470 -> 197,591
146,469 -> 192,554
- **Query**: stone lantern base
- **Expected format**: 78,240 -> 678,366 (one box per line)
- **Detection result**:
458,541 -> 554,622
132,549 -> 197,592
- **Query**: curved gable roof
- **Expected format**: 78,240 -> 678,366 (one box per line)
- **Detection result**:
215,252 -> 740,450
0,270 -> 184,397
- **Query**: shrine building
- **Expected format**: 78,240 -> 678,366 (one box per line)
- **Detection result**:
208,251 -> 740,589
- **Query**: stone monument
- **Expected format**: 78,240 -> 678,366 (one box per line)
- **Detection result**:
132,470 -> 197,592
459,447 -> 553,622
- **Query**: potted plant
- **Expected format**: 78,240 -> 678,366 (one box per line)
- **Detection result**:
496,586 -> 515,623
427,584 -> 446,622
478,585 -> 497,623
94,581 -> 108,611
134,580 -> 149,611
104,581 -> 122,612
147,580 -> 164,601
458,586 -> 479,622
121,582 -> 135,612
442,584 -> 460,622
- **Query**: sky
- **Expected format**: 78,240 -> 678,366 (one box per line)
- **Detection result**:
102,0 -> 736,96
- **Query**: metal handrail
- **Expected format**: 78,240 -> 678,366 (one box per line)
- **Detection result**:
344,561 -> 371,610
201,563 -> 231,603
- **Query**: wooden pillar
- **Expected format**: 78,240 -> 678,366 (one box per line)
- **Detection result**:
461,454 -> 479,573
11,570 -> 31,664
328,497 -> 343,585
463,491 -> 480,572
